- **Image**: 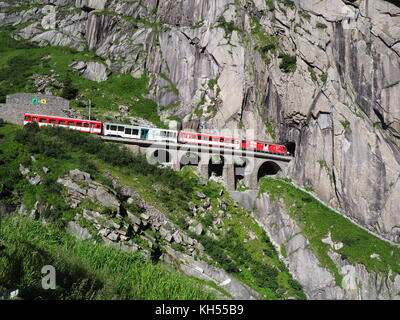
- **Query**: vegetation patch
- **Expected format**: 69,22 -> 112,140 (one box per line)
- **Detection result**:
279,54 -> 297,73
259,177 -> 400,286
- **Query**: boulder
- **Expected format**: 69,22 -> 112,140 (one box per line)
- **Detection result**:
69,169 -> 92,183
28,175 -> 41,186
82,62 -> 110,82
95,186 -> 119,209
67,221 -> 92,240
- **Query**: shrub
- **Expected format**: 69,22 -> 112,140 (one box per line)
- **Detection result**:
279,54 -> 297,73
61,76 -> 78,100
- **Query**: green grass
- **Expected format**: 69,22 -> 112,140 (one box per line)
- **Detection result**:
0,26 -> 164,127
259,177 -> 400,285
0,215 -> 217,300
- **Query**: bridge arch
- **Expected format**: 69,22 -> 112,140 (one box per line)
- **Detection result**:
180,152 -> 201,170
257,161 -> 282,181
234,157 -> 248,189
149,149 -> 172,165
208,155 -> 225,178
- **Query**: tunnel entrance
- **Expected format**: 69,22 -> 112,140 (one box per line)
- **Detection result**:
257,161 -> 282,181
150,149 -> 171,164
285,141 -> 296,156
208,155 -> 224,178
180,152 -> 200,170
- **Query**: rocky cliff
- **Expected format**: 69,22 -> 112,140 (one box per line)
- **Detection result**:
1,0 -> 398,243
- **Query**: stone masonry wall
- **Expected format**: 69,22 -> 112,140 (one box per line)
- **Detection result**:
0,93 -> 70,124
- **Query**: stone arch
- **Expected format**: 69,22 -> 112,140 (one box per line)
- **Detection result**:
149,149 -> 171,165
180,152 -> 201,170
234,157 -> 248,189
208,155 -> 225,178
257,161 -> 282,181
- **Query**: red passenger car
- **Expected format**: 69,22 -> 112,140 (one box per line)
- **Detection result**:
23,113 -> 103,134
178,131 -> 241,149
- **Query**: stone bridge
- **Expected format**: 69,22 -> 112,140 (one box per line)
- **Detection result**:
101,136 -> 292,191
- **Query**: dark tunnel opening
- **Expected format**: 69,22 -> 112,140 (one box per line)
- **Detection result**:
257,161 -> 282,181
208,156 -> 224,178
285,141 -> 296,156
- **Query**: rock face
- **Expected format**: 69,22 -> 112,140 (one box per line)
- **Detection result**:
231,190 -> 400,300
163,246 -> 262,300
2,0 -> 400,243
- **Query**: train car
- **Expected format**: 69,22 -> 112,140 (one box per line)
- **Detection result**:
104,123 -> 178,143
178,131 -> 241,149
146,127 -> 178,143
23,113 -> 102,134
103,123 -> 141,139
242,139 -> 288,155
267,144 -> 288,155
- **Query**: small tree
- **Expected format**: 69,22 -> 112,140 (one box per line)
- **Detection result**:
61,76 -> 78,100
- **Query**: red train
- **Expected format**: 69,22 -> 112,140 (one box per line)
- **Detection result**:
23,113 -> 291,156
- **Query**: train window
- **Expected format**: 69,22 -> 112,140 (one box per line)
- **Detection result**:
76,122 -> 82,127
125,128 -> 132,135
68,122 -> 75,126
131,129 -> 138,135
118,126 -> 124,132
39,118 -> 47,123
96,124 -> 100,129
83,123 -> 89,128
24,115 -> 31,120
110,125 -> 117,131
59,120 -> 66,125
32,117 -> 38,122
49,119 -> 56,124
106,125 -> 110,130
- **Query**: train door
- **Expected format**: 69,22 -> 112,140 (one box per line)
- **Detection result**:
89,123 -> 95,134
140,128 -> 149,140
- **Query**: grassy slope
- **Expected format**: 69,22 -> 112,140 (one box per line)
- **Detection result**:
259,177 -> 400,285
0,25 -> 165,127
0,215 -> 217,300
0,122 -> 306,299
